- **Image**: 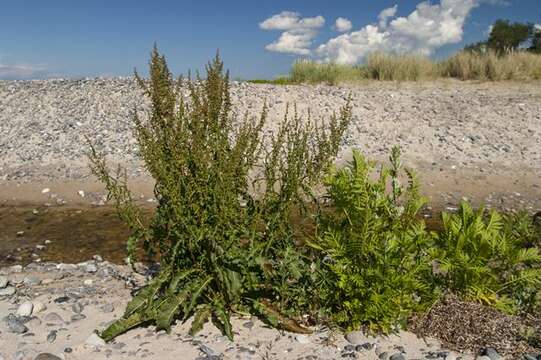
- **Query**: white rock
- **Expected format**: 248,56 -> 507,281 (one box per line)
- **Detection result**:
295,334 -> 311,344
33,301 -> 47,313
85,333 -> 106,347
41,188 -> 50,194
345,331 -> 368,345
78,190 -> 85,197
17,301 -> 34,317
0,286 -> 15,296
0,276 -> 8,288
57,263 -> 77,271
85,264 -> 97,273
9,265 -> 23,272
83,279 -> 93,286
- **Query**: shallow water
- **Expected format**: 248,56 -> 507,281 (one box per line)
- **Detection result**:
0,205 -> 443,267
0,205 -> 153,267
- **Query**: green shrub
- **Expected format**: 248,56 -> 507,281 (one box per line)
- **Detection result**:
88,47 -> 352,341
431,202 -> 541,314
309,147 -> 435,333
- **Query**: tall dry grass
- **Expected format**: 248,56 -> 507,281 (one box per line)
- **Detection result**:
440,51 -> 541,81
285,51 -> 541,84
364,52 -> 438,81
290,59 -> 365,84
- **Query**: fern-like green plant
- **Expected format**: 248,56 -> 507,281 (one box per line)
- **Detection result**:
88,46 -> 351,341
432,203 -> 541,313
309,147 -> 435,333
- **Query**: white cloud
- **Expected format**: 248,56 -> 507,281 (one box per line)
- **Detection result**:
0,62 -> 48,80
334,17 -> 352,32
485,24 -> 494,36
260,11 -> 325,55
535,24 -> 541,31
317,0 -> 478,64
378,5 -> 398,28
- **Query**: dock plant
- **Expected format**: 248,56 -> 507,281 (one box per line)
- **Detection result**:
88,46 -> 351,341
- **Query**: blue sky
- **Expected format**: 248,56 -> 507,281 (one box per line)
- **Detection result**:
0,0 -> 539,79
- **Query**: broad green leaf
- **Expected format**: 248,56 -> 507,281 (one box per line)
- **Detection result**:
183,276 -> 213,321
100,312 -> 148,342
155,289 -> 190,331
124,269 -> 171,316
189,305 -> 212,336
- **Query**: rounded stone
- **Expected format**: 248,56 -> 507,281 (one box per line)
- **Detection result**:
0,276 -> 8,288
23,276 -> 42,286
17,302 -> 34,317
35,354 -> 62,360
85,333 -> 106,347
43,312 -> 64,324
0,286 -> 16,296
390,353 -> 405,360
345,331 -> 367,345
32,301 -> 47,313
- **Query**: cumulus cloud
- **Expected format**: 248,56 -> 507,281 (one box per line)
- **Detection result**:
316,0 -> 479,64
260,11 -> 325,55
535,24 -> 541,31
378,5 -> 398,28
0,62 -> 48,80
334,17 -> 352,32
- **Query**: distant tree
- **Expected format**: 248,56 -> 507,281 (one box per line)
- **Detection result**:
530,28 -> 541,53
487,19 -> 533,54
464,41 -> 488,53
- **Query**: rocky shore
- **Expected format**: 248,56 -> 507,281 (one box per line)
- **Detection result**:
1,79 -> 541,211
0,258 -> 506,360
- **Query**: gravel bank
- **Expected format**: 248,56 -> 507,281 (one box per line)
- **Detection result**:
1,79 -> 540,210
0,259 -> 484,360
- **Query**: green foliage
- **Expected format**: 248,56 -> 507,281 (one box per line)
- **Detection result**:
309,147 -> 435,333
487,19 -> 533,54
431,203 -> 541,314
246,77 -> 293,85
530,29 -> 541,54
88,46 -> 352,341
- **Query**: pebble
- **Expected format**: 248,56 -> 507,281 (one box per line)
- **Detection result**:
6,317 -> 28,334
35,353 -> 62,360
378,352 -> 389,360
345,331 -> 367,345
41,188 -> 50,194
54,296 -> 69,303
43,312 -> 64,324
390,353 -> 405,360
0,276 -> 8,288
23,276 -> 42,286
85,264 -> 98,273
100,303 -> 114,313
295,334 -> 310,344
71,314 -> 86,321
242,320 -> 254,329
33,301 -> 47,313
57,263 -> 77,271
83,279 -> 93,286
47,330 -> 57,343
17,302 -> 34,317
71,302 -> 84,313
0,286 -> 16,296
85,333 -> 106,347
10,265 -> 23,272
480,347 -> 501,360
